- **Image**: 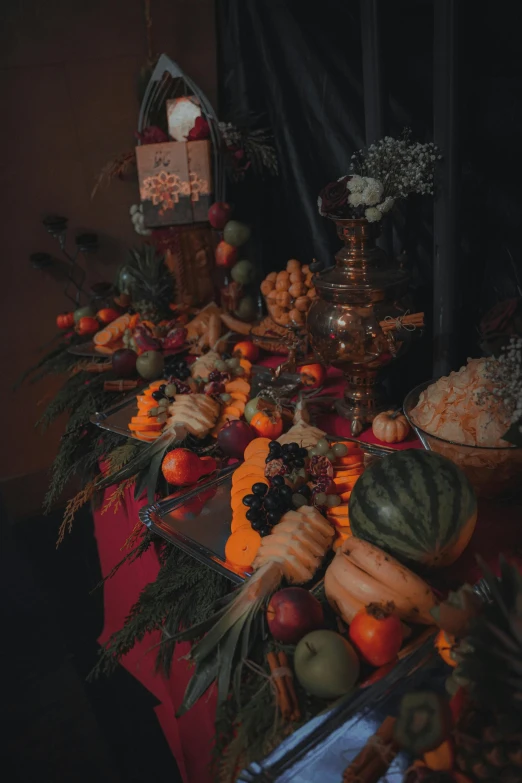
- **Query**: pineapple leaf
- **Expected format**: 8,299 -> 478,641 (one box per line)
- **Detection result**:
233,609 -> 257,709
217,616 -> 248,708
190,592 -> 256,665
176,656 -> 219,718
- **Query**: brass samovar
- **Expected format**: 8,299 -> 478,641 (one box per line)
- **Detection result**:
307,219 -> 410,435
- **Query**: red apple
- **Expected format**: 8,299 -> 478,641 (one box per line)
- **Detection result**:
217,420 -> 255,458
298,363 -> 326,389
112,348 -> 138,378
215,240 -> 238,269
266,587 -> 324,644
208,201 -> 232,230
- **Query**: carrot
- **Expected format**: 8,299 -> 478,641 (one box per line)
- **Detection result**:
327,505 -> 349,518
225,528 -> 262,568
93,313 -> 131,345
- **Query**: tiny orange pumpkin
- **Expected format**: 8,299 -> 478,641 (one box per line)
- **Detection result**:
372,409 -> 410,443
250,409 -> 284,439
56,312 -> 75,330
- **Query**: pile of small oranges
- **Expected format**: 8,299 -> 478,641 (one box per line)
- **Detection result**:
260,259 -> 317,328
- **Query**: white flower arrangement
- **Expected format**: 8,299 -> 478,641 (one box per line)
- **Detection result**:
318,129 -> 440,222
130,204 -> 151,236
481,335 -> 522,445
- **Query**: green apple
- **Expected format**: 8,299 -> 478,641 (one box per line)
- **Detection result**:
136,350 -> 164,380
294,630 -> 360,699
223,220 -> 251,247
231,259 -> 255,285
73,305 -> 95,323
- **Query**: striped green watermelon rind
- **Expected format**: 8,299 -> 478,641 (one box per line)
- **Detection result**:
348,450 -> 477,566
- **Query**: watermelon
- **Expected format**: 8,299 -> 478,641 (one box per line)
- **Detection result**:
349,450 -> 477,568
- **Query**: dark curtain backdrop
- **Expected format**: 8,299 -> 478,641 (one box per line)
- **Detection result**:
217,0 -> 522,375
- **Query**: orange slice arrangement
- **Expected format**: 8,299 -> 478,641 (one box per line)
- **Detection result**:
224,437 -> 271,570
212,360 -> 253,435
326,441 -> 365,548
224,437 -> 367,566
128,380 -> 168,441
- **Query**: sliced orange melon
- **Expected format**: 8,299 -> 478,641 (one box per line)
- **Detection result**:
223,405 -> 243,419
244,438 -> 271,460
231,518 -> 252,533
128,421 -> 163,432
225,528 -> 261,568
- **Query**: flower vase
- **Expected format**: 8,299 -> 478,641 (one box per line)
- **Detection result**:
306,219 -> 412,435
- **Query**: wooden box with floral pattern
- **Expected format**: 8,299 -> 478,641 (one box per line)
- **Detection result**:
136,140 -> 211,227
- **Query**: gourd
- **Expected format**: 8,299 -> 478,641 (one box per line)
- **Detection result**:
371,410 -> 410,443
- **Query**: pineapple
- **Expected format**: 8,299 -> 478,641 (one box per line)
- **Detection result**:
439,559 -> 522,783
119,245 -> 174,323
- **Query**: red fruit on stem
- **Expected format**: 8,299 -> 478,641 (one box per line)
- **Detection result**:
76,316 -> 100,336
233,341 -> 259,362
111,348 -> 138,378
96,308 -> 120,324
349,602 -> 403,667
161,448 -> 216,486
267,587 -> 324,644
215,240 -> 238,269
299,363 -> 326,389
217,420 -> 255,459
208,201 -> 232,230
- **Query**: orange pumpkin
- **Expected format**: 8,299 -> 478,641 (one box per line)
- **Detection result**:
250,409 -> 283,439
372,409 -> 410,443
56,312 -> 75,329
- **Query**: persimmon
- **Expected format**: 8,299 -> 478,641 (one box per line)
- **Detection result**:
348,602 -> 403,667
250,409 -> 284,439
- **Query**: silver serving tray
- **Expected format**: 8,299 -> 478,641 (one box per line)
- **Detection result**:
69,341 -> 190,358
139,469 -> 245,583
90,366 -> 302,440
90,393 -> 142,439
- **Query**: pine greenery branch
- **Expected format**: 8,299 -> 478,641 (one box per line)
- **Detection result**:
90,545 -> 232,680
14,338 -> 75,388
91,529 -> 156,593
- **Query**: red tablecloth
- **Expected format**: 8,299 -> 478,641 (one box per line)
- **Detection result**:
93,364 -> 521,783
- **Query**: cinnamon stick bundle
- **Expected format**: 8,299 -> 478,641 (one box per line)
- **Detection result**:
342,716 -> 397,783
103,380 -> 138,392
267,651 -> 301,723
380,312 -> 424,333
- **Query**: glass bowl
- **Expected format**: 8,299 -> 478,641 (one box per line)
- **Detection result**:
403,380 -> 522,498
